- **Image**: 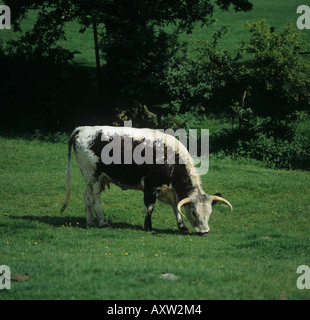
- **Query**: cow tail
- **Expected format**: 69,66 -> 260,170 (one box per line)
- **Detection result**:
60,131 -> 76,215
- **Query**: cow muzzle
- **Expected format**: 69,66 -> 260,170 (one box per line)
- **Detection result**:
196,230 -> 209,236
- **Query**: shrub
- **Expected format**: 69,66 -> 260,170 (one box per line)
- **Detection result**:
161,27 -> 238,115
232,134 -> 310,169
221,20 -> 310,169
240,20 -> 310,139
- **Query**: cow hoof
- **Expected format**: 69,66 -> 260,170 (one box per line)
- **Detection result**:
143,227 -> 152,232
179,226 -> 189,233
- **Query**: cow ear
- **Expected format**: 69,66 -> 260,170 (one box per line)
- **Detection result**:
212,193 -> 222,206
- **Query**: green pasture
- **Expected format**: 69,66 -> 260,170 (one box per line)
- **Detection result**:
1,0 -> 309,65
1,0 -> 310,300
187,0 -> 310,56
0,137 -> 309,300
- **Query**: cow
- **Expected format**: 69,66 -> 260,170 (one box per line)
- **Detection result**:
60,126 -> 232,235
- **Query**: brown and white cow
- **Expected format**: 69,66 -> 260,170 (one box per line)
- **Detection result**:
60,126 -> 232,235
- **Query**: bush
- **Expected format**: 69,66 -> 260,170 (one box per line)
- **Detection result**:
222,20 -> 310,169
161,26 -> 237,115
232,133 -> 310,169
240,20 -> 310,138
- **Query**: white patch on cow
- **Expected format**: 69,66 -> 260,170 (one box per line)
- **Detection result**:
73,129 -> 100,184
144,203 -> 155,215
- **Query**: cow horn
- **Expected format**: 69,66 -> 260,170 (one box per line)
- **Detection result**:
177,197 -> 191,216
211,195 -> 233,211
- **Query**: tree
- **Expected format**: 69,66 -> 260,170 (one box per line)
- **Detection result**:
4,0 -> 253,122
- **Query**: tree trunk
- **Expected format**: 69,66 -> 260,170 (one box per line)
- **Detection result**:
93,21 -> 101,94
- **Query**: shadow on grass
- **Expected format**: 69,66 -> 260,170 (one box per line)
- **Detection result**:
8,214 -> 86,228
8,215 -> 188,235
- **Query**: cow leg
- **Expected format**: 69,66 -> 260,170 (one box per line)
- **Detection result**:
173,207 -> 189,232
143,181 -> 157,232
84,183 -> 111,228
92,182 -> 111,229
84,185 -> 95,227
144,203 -> 155,231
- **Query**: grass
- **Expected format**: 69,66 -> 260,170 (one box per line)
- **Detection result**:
187,0 -> 310,55
1,137 -> 310,300
1,0 -> 310,300
1,0 -> 309,65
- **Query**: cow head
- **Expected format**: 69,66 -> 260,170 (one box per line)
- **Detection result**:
177,193 -> 232,235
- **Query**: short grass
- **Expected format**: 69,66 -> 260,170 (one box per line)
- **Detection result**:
1,1 -> 309,65
0,137 -> 310,300
185,0 -> 310,57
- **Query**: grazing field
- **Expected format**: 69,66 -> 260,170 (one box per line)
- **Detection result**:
0,137 -> 310,300
1,0 -> 310,300
187,0 -> 310,57
1,0 -> 309,65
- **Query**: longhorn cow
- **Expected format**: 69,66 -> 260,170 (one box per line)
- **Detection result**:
60,126 -> 232,235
